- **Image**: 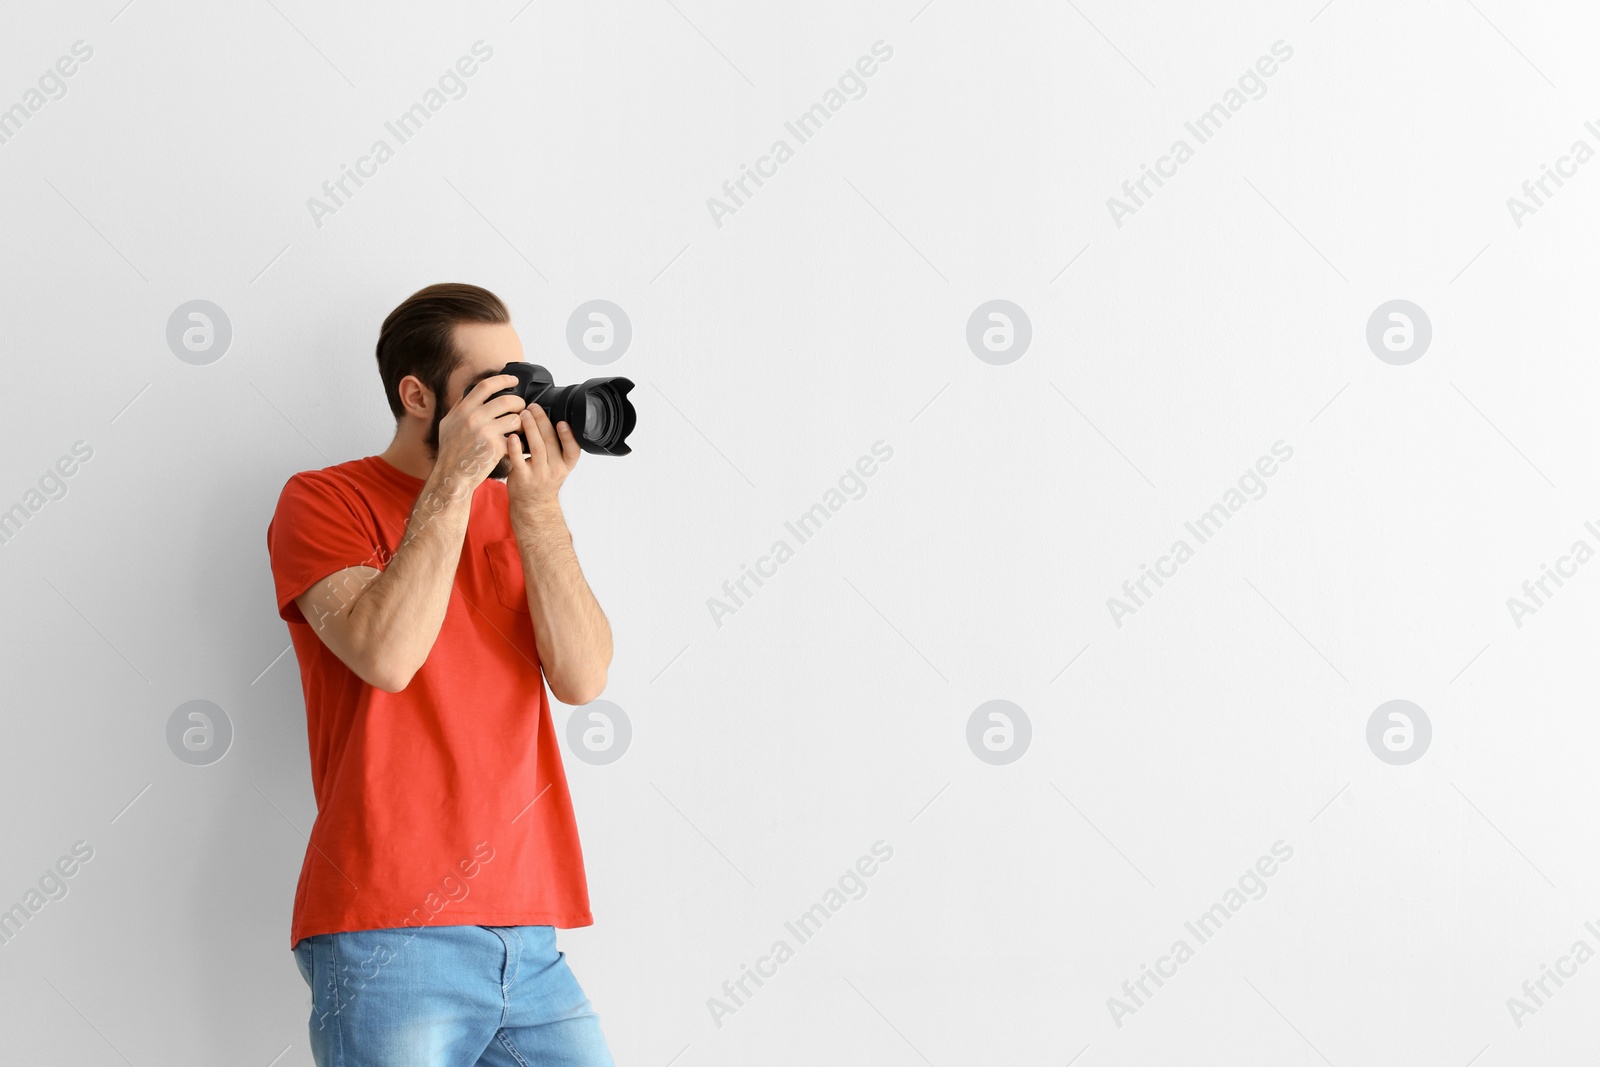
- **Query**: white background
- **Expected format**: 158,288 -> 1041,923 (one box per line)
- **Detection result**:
2,0 -> 1599,1063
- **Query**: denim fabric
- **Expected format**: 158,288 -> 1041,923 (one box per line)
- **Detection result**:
293,924 -> 614,1066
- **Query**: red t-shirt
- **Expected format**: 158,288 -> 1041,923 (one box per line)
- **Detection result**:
266,455 -> 592,949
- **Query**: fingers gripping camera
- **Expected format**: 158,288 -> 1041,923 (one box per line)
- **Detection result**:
471,362 -> 637,456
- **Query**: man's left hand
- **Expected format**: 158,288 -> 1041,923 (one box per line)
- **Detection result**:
505,404 -> 580,515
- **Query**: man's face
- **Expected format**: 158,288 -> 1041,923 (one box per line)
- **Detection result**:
425,321 -> 526,480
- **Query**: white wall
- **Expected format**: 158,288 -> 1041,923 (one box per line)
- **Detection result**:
1,0 -> 1596,1063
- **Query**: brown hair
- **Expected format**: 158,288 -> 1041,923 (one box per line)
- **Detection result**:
374,283 -> 509,419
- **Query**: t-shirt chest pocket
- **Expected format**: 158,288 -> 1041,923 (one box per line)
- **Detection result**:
483,538 -> 529,613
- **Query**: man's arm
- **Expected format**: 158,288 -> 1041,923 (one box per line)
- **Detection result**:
294,480 -> 468,693
505,403 -> 613,705
295,375 -> 525,692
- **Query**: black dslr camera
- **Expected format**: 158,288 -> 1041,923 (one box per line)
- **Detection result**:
471,362 -> 636,456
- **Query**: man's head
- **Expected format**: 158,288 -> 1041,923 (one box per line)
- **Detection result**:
375,282 -> 526,478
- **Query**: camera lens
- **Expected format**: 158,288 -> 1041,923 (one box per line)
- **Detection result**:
583,392 -> 608,442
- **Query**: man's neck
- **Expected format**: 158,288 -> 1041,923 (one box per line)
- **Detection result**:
378,432 -> 436,482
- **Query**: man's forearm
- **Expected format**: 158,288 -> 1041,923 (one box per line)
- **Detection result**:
511,502 -> 612,705
342,470 -> 474,685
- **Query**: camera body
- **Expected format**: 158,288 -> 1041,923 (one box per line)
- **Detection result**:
476,362 -> 636,457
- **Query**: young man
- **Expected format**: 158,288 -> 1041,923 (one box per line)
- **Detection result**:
266,283 -> 616,1065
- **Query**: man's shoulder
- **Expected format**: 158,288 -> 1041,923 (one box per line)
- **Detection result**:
273,458 -> 392,520
281,457 -> 383,495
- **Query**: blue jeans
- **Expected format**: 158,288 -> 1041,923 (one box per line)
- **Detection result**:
293,924 -> 615,1066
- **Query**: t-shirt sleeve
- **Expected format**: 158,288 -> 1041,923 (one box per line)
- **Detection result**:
267,471 -> 388,623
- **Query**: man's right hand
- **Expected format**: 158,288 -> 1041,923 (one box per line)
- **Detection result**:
434,373 -> 526,490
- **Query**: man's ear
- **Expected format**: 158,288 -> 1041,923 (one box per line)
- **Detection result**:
396,374 -> 436,420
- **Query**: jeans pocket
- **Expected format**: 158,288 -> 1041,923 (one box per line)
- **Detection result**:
297,934 -> 343,1034
293,937 -> 314,986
